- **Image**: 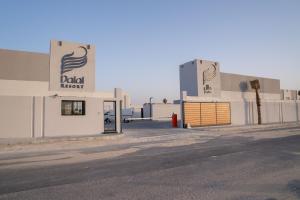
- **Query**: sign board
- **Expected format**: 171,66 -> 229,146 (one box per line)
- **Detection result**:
197,60 -> 221,97
49,40 -> 95,92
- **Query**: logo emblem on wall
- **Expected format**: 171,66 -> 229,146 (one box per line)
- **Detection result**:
203,63 -> 217,94
60,46 -> 88,89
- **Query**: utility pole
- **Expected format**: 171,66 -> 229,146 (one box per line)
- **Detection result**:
149,97 -> 154,120
250,80 -> 262,124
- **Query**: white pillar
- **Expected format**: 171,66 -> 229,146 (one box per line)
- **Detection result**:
114,88 -> 122,133
180,91 -> 187,128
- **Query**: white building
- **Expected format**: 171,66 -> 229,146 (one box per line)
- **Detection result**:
0,40 -> 122,138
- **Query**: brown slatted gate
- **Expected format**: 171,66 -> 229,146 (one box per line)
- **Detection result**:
183,102 -> 201,127
216,102 -> 231,125
183,102 -> 231,127
200,103 -> 217,126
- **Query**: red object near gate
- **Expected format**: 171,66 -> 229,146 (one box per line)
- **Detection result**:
172,113 -> 178,128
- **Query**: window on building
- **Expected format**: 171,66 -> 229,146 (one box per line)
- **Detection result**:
61,100 -> 85,115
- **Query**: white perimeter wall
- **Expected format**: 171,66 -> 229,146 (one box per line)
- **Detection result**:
183,91 -> 299,126
282,102 -> 299,122
0,96 -> 33,138
152,104 -> 181,120
143,104 -> 151,118
0,95 -> 124,138
143,104 -> 181,120
231,100 -> 300,125
44,97 -> 104,137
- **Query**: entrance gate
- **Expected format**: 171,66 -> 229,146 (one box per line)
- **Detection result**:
104,101 -> 117,132
182,102 -> 231,127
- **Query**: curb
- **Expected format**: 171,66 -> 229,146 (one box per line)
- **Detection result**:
0,133 -> 124,147
192,122 -> 300,132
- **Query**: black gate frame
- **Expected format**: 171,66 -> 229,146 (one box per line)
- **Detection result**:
104,101 -> 117,133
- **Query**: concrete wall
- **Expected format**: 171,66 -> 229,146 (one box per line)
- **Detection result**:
221,101 -> 256,125
152,104 -> 181,120
179,60 -> 198,96
143,103 -> 151,118
291,90 -> 297,100
0,96 -> 33,138
230,101 -> 249,125
0,79 -> 49,96
0,49 -> 49,82
261,102 -> 281,124
221,91 -> 281,101
281,101 -> 298,122
230,100 -> 300,125
0,94 -> 124,138
0,79 -> 119,98
221,72 -> 280,94
33,96 -> 44,138
44,96 -> 103,137
143,103 -> 181,120
281,89 -> 298,100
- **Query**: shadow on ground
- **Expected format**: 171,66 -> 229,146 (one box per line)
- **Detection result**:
288,179 -> 300,198
122,120 -> 174,130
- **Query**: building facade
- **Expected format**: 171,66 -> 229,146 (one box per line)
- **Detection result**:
0,40 -> 122,138
179,59 -> 300,127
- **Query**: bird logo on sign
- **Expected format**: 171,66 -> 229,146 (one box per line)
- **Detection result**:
61,46 -> 88,74
203,63 -> 217,85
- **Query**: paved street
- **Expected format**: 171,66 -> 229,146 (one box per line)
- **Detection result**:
0,123 -> 300,200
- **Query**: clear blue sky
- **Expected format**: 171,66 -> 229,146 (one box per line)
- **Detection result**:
0,0 -> 299,104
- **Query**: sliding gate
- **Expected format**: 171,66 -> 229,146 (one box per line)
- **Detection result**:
183,102 -> 231,127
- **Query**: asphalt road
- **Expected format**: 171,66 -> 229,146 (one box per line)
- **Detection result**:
0,126 -> 300,200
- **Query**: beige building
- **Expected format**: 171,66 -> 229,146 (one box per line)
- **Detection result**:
280,89 -> 299,101
0,40 -> 122,138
